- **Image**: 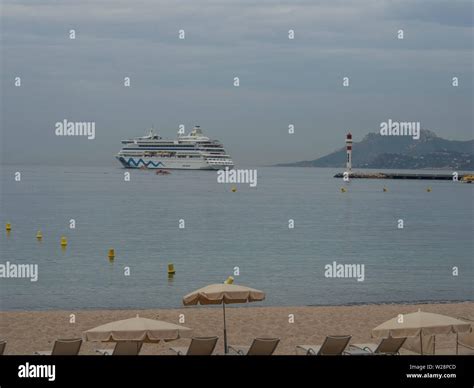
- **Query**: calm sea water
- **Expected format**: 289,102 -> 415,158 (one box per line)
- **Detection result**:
0,165 -> 472,310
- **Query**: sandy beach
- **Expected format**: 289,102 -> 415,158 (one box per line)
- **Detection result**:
1,302 -> 472,355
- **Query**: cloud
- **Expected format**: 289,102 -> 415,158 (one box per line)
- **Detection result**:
1,0 -> 472,166
384,0 -> 473,27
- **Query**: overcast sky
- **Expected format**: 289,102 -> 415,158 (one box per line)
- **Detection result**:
1,0 -> 473,166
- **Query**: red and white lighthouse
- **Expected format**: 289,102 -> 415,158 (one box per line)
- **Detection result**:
345,132 -> 352,171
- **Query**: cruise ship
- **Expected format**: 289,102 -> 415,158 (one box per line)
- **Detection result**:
116,126 -> 234,170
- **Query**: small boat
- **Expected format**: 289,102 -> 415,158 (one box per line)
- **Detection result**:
155,169 -> 171,175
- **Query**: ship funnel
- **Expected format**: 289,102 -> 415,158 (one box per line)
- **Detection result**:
191,125 -> 203,135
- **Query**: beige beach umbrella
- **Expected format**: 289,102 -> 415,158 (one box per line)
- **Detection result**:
372,310 -> 471,354
84,315 -> 193,343
183,283 -> 266,353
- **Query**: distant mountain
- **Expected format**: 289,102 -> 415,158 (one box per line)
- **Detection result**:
276,130 -> 474,170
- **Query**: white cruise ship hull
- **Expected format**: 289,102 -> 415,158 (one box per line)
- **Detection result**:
116,156 -> 233,170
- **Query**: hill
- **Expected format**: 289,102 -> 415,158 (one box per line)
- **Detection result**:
276,130 -> 473,170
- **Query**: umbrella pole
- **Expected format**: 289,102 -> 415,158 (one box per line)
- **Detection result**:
223,302 -> 228,354
420,332 -> 423,355
456,333 -> 458,355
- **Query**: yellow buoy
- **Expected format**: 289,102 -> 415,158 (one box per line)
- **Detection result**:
340,187 -> 347,193
167,263 -> 176,275
383,187 -> 388,192
231,186 -> 237,192
108,248 -> 115,259
36,230 -> 43,240
5,223 -> 11,232
427,187 -> 432,192
224,276 -> 234,285
60,236 -> 68,247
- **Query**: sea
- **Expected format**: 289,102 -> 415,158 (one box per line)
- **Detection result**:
0,165 -> 472,310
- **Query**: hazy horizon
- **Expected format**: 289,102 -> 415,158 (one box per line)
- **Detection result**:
1,0 -> 473,167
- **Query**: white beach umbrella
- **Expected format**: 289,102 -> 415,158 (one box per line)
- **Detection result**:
183,283 -> 266,353
84,315 -> 193,343
372,310 -> 471,354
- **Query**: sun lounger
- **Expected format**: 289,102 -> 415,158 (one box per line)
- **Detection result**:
170,336 -> 218,355
348,337 -> 406,355
229,338 -> 280,355
35,338 -> 82,355
96,341 -> 143,355
296,335 -> 352,355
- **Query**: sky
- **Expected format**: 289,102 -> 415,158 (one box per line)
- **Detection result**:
1,0 -> 473,166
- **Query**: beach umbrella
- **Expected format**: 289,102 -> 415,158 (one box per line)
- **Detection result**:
84,315 -> 193,343
372,310 -> 471,355
183,283 -> 265,353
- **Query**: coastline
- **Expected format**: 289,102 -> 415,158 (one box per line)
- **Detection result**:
1,298 -> 472,312
1,302 -> 472,355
